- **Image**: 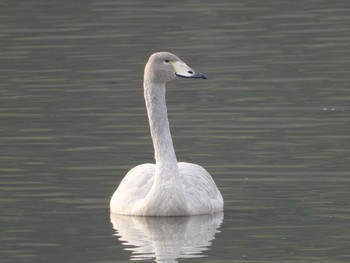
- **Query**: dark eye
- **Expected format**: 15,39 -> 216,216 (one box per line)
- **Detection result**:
164,59 -> 170,63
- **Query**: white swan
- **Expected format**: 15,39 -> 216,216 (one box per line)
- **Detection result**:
110,52 -> 223,216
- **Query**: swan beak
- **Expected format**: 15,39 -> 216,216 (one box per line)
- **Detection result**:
172,61 -> 207,79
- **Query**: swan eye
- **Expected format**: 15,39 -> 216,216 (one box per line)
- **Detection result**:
164,59 -> 170,63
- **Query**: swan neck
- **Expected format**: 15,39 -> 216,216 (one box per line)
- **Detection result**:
144,80 -> 178,168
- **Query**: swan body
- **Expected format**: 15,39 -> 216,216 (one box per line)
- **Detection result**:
110,52 -> 223,216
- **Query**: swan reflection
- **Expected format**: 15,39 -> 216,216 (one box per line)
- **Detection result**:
110,212 -> 223,262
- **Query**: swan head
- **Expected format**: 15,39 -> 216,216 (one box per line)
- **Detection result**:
144,52 -> 207,84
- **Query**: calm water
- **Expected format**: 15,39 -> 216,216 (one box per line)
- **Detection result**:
1,0 -> 350,262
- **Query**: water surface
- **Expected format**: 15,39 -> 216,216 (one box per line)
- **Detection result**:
1,0 -> 350,262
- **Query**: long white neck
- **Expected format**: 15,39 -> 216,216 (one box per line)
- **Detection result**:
142,68 -> 187,216
143,79 -> 179,177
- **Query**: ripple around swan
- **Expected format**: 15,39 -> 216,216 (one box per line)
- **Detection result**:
111,212 -> 223,262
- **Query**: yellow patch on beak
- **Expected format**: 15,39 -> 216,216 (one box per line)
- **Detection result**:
172,61 -> 207,79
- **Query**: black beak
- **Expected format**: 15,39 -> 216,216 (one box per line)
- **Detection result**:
176,71 -> 207,79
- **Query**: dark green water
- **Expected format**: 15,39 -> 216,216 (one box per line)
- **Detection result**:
1,0 -> 350,262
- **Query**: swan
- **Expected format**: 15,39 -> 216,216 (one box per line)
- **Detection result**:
110,52 -> 223,216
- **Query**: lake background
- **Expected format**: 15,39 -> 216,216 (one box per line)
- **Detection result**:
1,0 -> 350,262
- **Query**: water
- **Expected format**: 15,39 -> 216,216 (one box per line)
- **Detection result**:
1,0 -> 350,262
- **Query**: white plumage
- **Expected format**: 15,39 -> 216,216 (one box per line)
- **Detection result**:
110,52 -> 223,216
